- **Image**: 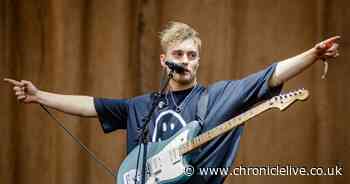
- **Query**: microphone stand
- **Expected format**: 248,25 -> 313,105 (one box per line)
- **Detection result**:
134,69 -> 175,184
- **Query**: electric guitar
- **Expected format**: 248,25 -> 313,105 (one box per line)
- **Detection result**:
117,89 -> 309,184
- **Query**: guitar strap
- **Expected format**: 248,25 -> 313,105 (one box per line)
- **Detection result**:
196,88 -> 209,129
189,89 -> 210,184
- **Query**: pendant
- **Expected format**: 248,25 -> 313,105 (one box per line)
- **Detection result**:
176,107 -> 182,113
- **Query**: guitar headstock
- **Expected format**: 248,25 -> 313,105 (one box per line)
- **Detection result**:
269,88 -> 309,111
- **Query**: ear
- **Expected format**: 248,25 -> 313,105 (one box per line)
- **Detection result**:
160,54 -> 166,68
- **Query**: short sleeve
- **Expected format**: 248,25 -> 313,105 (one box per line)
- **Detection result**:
236,62 -> 283,103
205,63 -> 283,127
93,98 -> 129,133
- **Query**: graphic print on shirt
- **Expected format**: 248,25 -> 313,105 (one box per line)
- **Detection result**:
152,109 -> 187,142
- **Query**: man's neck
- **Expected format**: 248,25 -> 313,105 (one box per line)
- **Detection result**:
168,80 -> 197,92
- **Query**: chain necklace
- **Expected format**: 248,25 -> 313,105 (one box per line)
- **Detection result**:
168,85 -> 197,113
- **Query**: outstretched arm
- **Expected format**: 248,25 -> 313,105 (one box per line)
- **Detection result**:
269,36 -> 340,87
4,78 -> 97,117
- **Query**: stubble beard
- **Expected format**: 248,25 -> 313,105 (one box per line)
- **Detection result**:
173,71 -> 196,85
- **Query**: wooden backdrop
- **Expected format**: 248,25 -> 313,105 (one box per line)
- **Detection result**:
1,0 -> 349,184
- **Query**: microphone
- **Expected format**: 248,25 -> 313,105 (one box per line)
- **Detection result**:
165,61 -> 186,73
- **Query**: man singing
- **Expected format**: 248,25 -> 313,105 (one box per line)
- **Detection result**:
5,21 -> 340,183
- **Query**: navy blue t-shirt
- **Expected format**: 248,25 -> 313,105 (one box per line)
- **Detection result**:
94,63 -> 283,184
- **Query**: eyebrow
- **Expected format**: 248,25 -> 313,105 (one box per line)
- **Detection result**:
172,49 -> 197,52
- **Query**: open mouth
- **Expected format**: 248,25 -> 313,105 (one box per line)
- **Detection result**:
183,68 -> 190,73
182,70 -> 190,75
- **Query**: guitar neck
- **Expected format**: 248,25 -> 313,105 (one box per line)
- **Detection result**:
179,100 -> 273,155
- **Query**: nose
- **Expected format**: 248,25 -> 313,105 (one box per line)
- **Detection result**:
180,56 -> 190,65
179,60 -> 189,68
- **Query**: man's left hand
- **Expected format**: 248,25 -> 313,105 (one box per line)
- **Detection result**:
314,36 -> 341,61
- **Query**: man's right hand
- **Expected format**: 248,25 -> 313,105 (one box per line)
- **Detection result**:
4,78 -> 39,103
4,78 -> 97,117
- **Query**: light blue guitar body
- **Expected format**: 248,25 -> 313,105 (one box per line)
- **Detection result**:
116,121 -> 201,184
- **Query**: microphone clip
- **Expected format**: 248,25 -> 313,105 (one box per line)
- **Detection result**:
165,61 -> 186,74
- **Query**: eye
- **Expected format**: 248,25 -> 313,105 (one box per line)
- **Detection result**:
187,51 -> 197,60
172,50 -> 184,59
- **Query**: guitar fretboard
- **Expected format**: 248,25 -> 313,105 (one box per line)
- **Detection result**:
179,100 -> 273,155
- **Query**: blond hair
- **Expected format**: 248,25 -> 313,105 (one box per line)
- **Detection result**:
159,21 -> 201,52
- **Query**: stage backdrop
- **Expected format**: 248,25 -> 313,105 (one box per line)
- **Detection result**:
1,0 -> 349,184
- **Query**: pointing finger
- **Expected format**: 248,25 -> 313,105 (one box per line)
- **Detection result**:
324,36 -> 341,43
4,78 -> 23,86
